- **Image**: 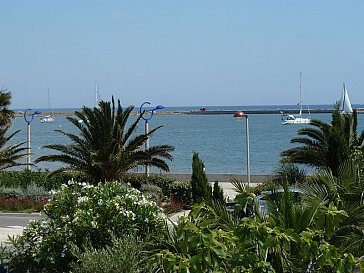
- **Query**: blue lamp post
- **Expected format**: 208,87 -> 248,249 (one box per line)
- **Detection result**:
234,111 -> 250,187
23,109 -> 41,170
139,102 -> 165,176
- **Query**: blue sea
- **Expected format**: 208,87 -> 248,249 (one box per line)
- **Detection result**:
10,105 -> 364,175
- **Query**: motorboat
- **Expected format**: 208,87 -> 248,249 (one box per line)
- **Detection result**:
281,114 -> 311,125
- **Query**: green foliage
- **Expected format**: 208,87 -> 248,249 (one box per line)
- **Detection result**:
140,183 -> 163,204
150,203 -> 239,273
151,204 -> 358,273
7,181 -> 165,273
273,163 -> 307,186
120,174 -> 192,204
120,173 -> 174,193
191,153 -> 211,203
281,107 -> 364,177
0,183 -> 50,200
212,181 -> 225,203
35,97 -> 174,183
70,234 -> 151,273
0,128 -> 27,171
168,179 -> 192,204
0,90 -> 27,170
0,170 -> 82,190
0,182 -> 50,212
0,89 -> 15,128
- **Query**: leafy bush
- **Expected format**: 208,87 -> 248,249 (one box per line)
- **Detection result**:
0,183 -> 50,200
0,183 -> 50,212
0,197 -> 47,212
168,179 -> 191,205
273,163 -> 307,186
140,183 -> 163,204
151,204 -> 358,273
70,234 -> 152,273
0,170 -> 83,190
163,197 -> 185,215
7,180 -> 165,273
120,174 -> 174,194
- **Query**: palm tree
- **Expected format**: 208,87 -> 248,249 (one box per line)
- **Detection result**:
0,90 -> 28,170
35,97 -> 174,183
281,106 -> 364,177
0,128 -> 28,170
306,161 -> 364,256
0,89 -> 15,128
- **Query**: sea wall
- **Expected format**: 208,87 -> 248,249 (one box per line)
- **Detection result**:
15,108 -> 364,117
162,173 -> 273,183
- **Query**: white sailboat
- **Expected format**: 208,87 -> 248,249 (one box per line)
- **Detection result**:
281,72 -> 311,125
40,88 -> 55,123
341,83 -> 353,114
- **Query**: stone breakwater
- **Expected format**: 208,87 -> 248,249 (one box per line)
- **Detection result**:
14,108 -> 364,117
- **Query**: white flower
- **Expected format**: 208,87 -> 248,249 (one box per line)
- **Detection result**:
77,196 -> 89,205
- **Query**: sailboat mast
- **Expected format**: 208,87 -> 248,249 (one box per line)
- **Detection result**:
48,88 -> 53,116
95,82 -> 98,107
95,81 -> 101,107
299,72 -> 302,116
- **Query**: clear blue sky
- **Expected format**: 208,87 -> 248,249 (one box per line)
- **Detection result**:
1,1 -> 364,109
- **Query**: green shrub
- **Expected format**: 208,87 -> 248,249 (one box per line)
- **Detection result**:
70,234 -> 151,273
0,183 -> 50,212
273,163 -> 307,186
7,180 -> 165,273
151,204 -> 358,273
0,170 -> 83,190
168,179 -> 191,205
191,153 -> 211,203
0,183 -> 50,200
120,174 -> 174,195
212,181 -> 225,203
140,183 -> 163,204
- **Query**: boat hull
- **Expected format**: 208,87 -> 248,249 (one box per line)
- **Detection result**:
40,115 -> 55,123
282,116 -> 311,125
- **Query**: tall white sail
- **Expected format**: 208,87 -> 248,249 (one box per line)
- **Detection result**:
341,83 -> 353,113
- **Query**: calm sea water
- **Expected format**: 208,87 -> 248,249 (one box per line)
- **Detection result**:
9,106 -> 364,175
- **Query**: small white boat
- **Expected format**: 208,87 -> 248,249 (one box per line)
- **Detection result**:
281,72 -> 311,125
340,83 -> 353,114
40,88 -> 55,123
40,115 -> 55,123
281,114 -> 311,125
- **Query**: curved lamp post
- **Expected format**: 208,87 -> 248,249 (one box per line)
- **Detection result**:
139,102 -> 165,176
234,111 -> 250,187
23,109 -> 41,170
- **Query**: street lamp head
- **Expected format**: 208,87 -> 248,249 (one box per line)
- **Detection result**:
24,109 -> 42,124
155,105 -> 165,110
234,111 -> 248,120
140,102 -> 164,122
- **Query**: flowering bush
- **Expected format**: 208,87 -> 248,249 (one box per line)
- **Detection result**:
7,180 -> 165,273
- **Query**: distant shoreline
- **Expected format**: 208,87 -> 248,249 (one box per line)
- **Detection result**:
14,108 -> 364,117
